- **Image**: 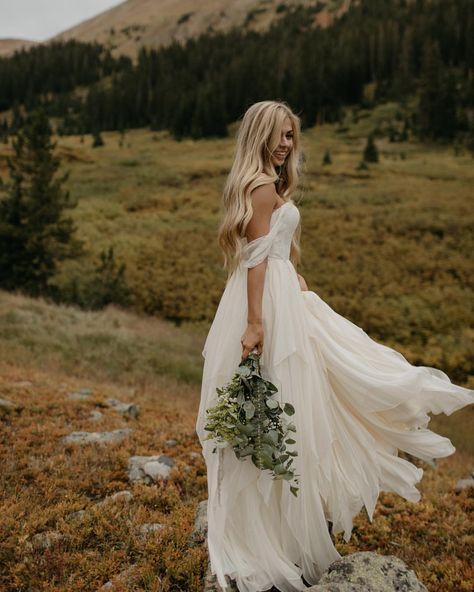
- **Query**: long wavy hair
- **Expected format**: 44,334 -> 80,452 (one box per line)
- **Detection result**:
217,100 -> 304,278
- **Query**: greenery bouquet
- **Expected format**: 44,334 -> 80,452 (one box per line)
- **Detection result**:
203,350 -> 300,497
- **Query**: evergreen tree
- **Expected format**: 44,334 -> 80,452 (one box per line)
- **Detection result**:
363,133 -> 379,162
418,39 -> 458,140
322,149 -> 332,165
0,108 -> 83,297
86,245 -> 130,309
92,129 -> 104,147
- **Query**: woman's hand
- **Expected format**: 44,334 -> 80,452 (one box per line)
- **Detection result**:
297,273 -> 309,291
241,321 -> 264,361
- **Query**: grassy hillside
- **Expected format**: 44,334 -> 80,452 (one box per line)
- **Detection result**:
0,293 -> 472,591
0,99 -> 473,590
2,101 -> 471,381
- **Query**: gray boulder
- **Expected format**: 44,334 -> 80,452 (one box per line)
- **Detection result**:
308,551 -> 428,592
195,499 -> 428,592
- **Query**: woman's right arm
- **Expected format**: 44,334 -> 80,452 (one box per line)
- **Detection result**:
240,184 -> 278,361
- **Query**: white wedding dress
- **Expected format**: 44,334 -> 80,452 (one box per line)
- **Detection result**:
195,199 -> 474,592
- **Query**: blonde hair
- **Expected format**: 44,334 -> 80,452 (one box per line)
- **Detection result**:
217,100 -> 303,278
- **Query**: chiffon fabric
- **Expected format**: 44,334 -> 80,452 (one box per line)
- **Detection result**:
195,199 -> 474,592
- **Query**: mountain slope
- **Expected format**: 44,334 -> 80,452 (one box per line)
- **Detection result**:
0,38 -> 36,57
0,0 -> 355,59
53,0 -> 354,59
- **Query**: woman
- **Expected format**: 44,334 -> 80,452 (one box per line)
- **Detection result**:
195,100 -> 474,592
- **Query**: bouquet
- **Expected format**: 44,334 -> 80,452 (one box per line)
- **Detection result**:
203,350 -> 300,497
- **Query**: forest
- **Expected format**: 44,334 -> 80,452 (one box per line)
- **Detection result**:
0,0 -> 472,142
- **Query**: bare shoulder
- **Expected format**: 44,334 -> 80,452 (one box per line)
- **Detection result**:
245,183 -> 278,242
250,182 -> 278,215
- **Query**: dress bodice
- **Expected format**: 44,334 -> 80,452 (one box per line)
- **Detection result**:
240,200 -> 300,268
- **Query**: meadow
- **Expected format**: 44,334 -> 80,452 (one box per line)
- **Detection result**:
0,102 -> 473,590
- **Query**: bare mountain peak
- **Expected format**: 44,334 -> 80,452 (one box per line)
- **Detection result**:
0,1 -> 355,59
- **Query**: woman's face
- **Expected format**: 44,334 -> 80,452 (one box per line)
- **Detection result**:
270,116 -> 294,166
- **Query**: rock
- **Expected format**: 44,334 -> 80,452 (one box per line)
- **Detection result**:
196,501 -> 427,592
454,478 -> 474,493
128,455 -> 175,484
62,428 -> 133,445
188,499 -> 208,547
165,438 -> 178,447
105,398 -> 140,419
0,397 -> 24,416
11,380 -> 33,388
311,551 -> 428,592
138,523 -> 165,538
89,410 -> 104,421
143,460 -> 171,480
66,510 -> 87,522
28,531 -> 66,551
188,451 -> 201,459
97,490 -> 134,506
97,565 -> 139,591
67,389 -> 92,401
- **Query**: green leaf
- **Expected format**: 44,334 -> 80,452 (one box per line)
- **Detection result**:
243,400 -> 255,419
266,398 -> 279,409
283,403 -> 295,416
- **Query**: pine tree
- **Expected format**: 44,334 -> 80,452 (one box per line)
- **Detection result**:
86,246 -> 130,309
92,128 -> 104,147
363,133 -> 379,163
0,107 -> 83,297
322,149 -> 332,165
418,39 -> 458,140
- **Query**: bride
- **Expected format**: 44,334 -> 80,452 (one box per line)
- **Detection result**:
195,100 -> 474,592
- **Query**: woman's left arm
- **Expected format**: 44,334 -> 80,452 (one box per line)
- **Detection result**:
297,273 -> 308,291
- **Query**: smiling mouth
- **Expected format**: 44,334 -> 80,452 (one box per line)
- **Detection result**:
275,151 -> 287,158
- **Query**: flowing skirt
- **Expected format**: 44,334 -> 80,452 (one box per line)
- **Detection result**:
196,259 -> 474,592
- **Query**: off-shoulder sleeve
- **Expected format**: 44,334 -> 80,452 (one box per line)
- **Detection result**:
241,224 -> 279,268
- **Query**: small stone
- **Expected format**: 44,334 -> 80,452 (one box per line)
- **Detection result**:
138,523 -> 165,537
11,380 -> 33,388
62,428 -> 133,445
165,438 -> 178,447
455,478 -> 474,493
66,509 -> 87,522
128,455 -> 176,483
89,410 -> 104,421
105,398 -> 140,419
67,391 -> 92,401
143,460 -> 172,480
97,565 -> 138,591
97,490 -> 134,506
189,499 -> 208,546
29,531 -> 65,551
0,397 -> 24,416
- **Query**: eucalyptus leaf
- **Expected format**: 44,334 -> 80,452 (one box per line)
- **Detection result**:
265,398 -> 279,409
203,351 -> 299,496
